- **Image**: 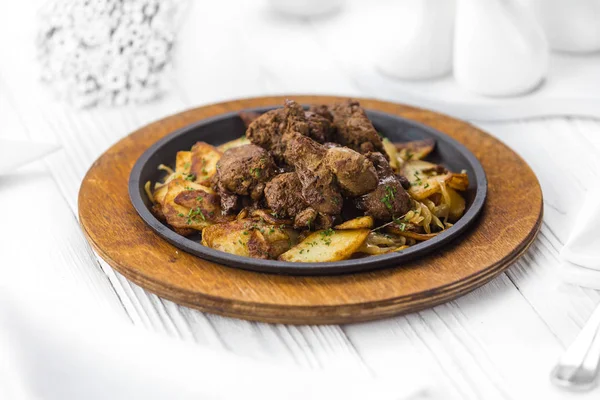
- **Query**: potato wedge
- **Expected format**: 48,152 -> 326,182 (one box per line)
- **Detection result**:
153,184 -> 169,206
381,138 -> 399,171
279,229 -> 369,262
217,136 -> 250,153
175,151 -> 192,174
190,142 -> 222,186
335,216 -> 374,230
447,187 -> 466,222
202,219 -> 298,259
448,173 -> 469,191
401,160 -> 453,201
394,139 -> 435,161
162,179 -> 216,231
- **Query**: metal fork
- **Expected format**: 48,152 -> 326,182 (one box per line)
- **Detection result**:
551,303 -> 600,391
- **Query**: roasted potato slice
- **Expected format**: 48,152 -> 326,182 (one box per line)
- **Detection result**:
401,160 -> 470,201
217,136 -> 251,153
190,142 -> 222,186
401,160 -> 452,200
153,184 -> 169,205
394,139 -> 435,161
381,138 -> 399,171
162,179 -> 216,231
175,151 -> 192,175
448,173 -> 469,191
334,216 -> 374,230
279,229 -> 370,262
202,219 -> 298,259
446,187 -> 466,222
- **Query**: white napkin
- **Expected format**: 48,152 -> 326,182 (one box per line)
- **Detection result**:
0,282 -> 428,400
0,139 -> 60,174
559,186 -> 600,289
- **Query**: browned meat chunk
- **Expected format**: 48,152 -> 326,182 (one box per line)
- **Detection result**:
246,100 -> 308,163
245,108 -> 285,160
355,152 -> 411,221
397,174 -> 411,190
331,100 -> 386,156
246,100 -> 337,163
293,207 -> 318,230
309,104 -> 334,122
284,99 -> 310,136
219,191 -> 241,215
215,144 -> 276,201
264,173 -> 308,218
284,132 -> 343,215
305,111 -> 335,143
324,146 -> 378,197
292,208 -> 334,230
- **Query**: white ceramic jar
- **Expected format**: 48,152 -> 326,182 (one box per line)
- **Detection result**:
533,0 -> 600,53
268,0 -> 345,18
377,0 -> 456,80
453,0 -> 549,96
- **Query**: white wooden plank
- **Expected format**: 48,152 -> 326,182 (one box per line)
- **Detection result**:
0,163 -> 128,320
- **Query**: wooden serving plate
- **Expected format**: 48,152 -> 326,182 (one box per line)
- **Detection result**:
78,96 -> 543,325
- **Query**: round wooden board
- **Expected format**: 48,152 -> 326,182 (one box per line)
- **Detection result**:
79,96 -> 543,325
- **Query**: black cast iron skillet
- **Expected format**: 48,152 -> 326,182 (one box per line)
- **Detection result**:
129,106 -> 487,275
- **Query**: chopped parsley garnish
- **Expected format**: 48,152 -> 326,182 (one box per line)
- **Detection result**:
186,207 -> 206,225
424,183 -> 430,189
321,228 -> 335,236
184,173 -> 196,181
183,162 -> 191,169
185,186 -> 194,191
320,228 -> 335,245
381,185 -> 396,211
393,216 -> 407,225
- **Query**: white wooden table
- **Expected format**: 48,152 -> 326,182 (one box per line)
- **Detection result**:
2,1 -> 600,399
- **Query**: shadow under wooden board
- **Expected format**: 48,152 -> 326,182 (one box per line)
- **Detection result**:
78,96 -> 543,325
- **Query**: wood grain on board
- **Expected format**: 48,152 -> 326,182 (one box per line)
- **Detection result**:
78,96 -> 543,325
